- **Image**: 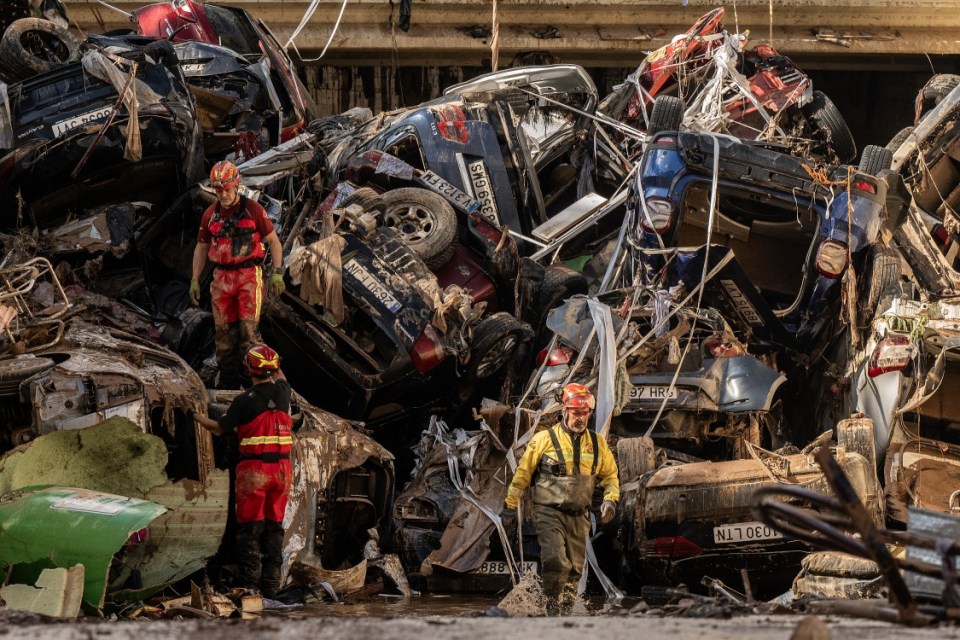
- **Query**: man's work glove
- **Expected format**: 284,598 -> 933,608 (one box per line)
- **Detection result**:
600,500 -> 616,524
189,279 -> 201,306
269,271 -> 285,297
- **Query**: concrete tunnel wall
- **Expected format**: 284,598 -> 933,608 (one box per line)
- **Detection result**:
294,54 -> 960,154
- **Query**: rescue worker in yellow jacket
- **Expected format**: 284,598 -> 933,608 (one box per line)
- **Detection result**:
504,382 -> 619,613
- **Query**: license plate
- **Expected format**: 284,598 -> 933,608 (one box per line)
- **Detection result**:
342,259 -> 402,313
467,159 -> 499,224
629,385 -> 677,400
713,521 -> 783,545
473,560 -> 537,575
416,170 -> 480,214
51,106 -> 113,138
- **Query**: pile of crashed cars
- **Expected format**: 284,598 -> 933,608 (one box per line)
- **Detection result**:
1,1 -> 959,621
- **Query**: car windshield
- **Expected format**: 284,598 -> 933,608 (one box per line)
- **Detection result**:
203,5 -> 261,57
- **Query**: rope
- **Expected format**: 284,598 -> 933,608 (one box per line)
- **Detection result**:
491,0 -> 501,72
287,0 -> 350,62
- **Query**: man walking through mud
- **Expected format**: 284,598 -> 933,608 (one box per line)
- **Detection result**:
193,343 -> 293,598
504,383 -> 619,615
190,160 -> 285,389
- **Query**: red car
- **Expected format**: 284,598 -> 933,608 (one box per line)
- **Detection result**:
133,0 -> 318,144
601,7 -> 856,162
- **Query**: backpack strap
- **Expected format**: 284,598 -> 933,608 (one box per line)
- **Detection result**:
589,430 -> 599,476
546,426 -> 568,477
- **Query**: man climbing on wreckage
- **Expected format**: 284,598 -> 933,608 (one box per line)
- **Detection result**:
193,344 -> 293,598
504,383 -> 619,615
190,160 -> 286,389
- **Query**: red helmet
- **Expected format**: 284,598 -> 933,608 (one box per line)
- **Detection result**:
559,383 -> 595,410
210,160 -> 240,190
245,344 -> 280,376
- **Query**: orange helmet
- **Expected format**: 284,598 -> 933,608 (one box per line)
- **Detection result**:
559,383 -> 595,410
210,160 -> 240,190
244,344 -> 280,376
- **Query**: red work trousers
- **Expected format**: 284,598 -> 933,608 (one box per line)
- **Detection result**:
235,459 -> 291,524
210,265 -> 263,326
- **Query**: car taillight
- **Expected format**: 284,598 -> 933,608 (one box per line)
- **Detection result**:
933,223 -> 952,248
537,345 -> 574,367
437,120 -> 469,144
411,324 -> 446,373
867,335 -> 913,377
852,179 -> 876,194
652,536 -> 702,559
639,197 -> 673,233
815,239 -> 849,278
653,137 -> 676,148
126,527 -> 149,546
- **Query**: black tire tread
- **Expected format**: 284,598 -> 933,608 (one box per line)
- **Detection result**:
0,18 -> 80,80
616,436 -> 656,484
858,144 -> 893,176
381,187 -> 459,269
648,95 -> 684,135
804,90 -> 857,163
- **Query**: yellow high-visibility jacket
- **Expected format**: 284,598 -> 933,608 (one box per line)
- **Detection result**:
506,424 -> 619,509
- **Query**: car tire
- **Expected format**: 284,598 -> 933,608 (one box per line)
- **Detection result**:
0,355 -> 56,397
465,312 -> 531,380
381,188 -> 459,269
0,18 -> 80,80
915,74 -> 960,125
616,436 -> 656,484
885,126 -> 915,154
802,90 -> 857,163
863,245 -> 901,319
648,95 -> 684,135
530,265 -> 588,345
857,144 -> 893,176
340,187 -> 385,215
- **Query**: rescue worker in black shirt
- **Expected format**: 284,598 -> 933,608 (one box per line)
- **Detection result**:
504,382 -> 619,614
193,343 -> 293,598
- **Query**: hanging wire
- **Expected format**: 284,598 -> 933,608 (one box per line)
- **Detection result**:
287,0 -> 350,62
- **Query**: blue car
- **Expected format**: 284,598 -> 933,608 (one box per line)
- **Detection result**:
633,130 -> 891,348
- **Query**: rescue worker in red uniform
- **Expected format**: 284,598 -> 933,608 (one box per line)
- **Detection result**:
191,160 -> 285,388
504,383 -> 619,615
193,344 -> 293,597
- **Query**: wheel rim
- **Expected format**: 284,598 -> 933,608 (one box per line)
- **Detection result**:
22,29 -> 70,63
384,203 -> 438,246
475,333 -> 518,378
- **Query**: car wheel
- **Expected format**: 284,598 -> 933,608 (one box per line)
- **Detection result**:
0,18 -> 80,80
885,126 -> 915,154
836,415 -> 882,524
915,74 -> 960,125
340,187 -> 385,215
802,90 -> 857,163
466,312 -> 531,380
0,355 -> 55,397
616,436 -> 656,484
648,95 -> 684,135
862,245 -> 901,322
381,188 -> 459,269
531,265 -> 587,342
857,144 -> 893,176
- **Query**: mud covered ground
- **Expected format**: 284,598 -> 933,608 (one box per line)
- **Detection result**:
4,613 -> 960,640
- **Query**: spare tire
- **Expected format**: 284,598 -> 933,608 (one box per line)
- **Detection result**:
0,18 -> 80,80
381,188 -> 458,269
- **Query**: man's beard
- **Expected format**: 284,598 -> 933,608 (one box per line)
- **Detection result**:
567,417 -> 588,432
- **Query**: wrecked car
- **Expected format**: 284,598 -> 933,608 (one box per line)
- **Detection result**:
131,0 -> 318,146
615,423 -> 881,599
0,37 -> 203,228
598,7 -> 856,162
0,486 -> 167,613
260,206 -> 533,429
